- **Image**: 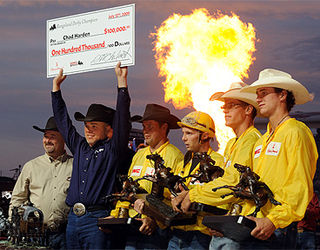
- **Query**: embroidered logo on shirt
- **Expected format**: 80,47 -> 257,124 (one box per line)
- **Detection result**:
266,142 -> 281,156
131,166 -> 143,176
254,145 -> 262,158
145,167 -> 155,176
94,148 -> 104,154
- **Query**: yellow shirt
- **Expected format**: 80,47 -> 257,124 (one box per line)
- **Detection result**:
173,148 -> 224,235
241,118 -> 318,229
189,126 -> 261,207
110,141 -> 184,218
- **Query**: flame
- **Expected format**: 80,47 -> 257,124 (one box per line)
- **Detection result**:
152,8 -> 256,153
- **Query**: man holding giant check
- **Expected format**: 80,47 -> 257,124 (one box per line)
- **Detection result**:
48,4 -> 134,249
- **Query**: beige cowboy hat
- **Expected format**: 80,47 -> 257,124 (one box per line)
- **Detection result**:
209,82 -> 261,116
240,69 -> 313,105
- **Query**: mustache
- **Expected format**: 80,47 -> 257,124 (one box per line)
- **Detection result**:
45,142 -> 54,146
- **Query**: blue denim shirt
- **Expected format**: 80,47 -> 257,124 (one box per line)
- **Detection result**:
51,88 -> 130,206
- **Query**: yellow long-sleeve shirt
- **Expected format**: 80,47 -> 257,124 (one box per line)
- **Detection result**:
241,118 -> 318,229
189,126 -> 261,207
173,148 -> 224,235
110,141 -> 184,219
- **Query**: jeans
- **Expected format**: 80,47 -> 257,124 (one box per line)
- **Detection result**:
240,223 -> 297,249
296,231 -> 315,249
125,226 -> 170,250
167,229 -> 211,250
48,230 -> 67,249
209,236 -> 240,250
66,209 -> 110,249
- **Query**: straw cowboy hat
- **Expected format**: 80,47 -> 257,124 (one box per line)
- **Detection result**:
240,69 -> 313,105
209,82 -> 259,111
131,104 -> 180,129
74,104 -> 115,126
33,116 -> 59,132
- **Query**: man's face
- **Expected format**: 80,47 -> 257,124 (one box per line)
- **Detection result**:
221,99 -> 248,129
84,121 -> 113,147
43,130 -> 65,157
256,87 -> 280,117
142,120 -> 166,148
182,126 -> 201,152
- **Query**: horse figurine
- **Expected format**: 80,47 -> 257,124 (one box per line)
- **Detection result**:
187,152 -> 224,183
142,154 -> 188,198
104,175 -> 146,203
212,163 -> 281,217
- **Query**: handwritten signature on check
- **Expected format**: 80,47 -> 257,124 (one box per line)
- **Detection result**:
90,47 -> 132,65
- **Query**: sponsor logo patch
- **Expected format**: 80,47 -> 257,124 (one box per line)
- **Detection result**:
130,166 -> 142,176
145,167 -> 155,176
254,145 -> 262,158
266,142 -> 281,156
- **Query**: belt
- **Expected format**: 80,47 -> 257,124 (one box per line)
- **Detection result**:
72,203 -> 107,216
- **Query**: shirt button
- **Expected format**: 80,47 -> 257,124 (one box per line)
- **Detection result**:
80,192 -> 83,195
54,187 -> 56,189
86,158 -> 88,160
82,180 -> 85,183
84,169 -> 87,172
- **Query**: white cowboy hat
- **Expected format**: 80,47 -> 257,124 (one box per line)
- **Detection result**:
240,69 -> 313,105
210,82 -> 260,113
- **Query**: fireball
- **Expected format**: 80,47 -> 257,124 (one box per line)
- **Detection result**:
152,8 -> 256,153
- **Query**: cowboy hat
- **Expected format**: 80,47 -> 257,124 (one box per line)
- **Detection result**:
74,104 -> 115,126
210,82 -> 259,110
33,116 -> 59,132
131,104 -> 180,129
240,69 -> 313,104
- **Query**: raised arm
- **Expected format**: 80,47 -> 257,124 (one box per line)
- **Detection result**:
111,62 -> 131,153
51,69 -> 82,154
115,61 -> 128,88
52,68 -> 67,92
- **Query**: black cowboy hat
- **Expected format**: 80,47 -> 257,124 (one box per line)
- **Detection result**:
131,104 -> 180,129
74,104 -> 115,127
33,116 -> 58,132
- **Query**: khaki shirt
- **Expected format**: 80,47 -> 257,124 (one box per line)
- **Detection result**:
10,153 -> 73,230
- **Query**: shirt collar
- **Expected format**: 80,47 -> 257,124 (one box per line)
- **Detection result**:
46,151 -> 68,163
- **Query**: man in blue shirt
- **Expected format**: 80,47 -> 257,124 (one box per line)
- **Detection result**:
51,62 -> 130,249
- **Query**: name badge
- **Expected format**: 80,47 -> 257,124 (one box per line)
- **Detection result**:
130,165 -> 142,176
254,145 -> 262,158
266,142 -> 281,156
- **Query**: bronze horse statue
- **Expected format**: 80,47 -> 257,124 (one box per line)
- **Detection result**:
104,175 -> 147,203
187,152 -> 224,183
142,154 -> 188,198
212,163 -> 281,217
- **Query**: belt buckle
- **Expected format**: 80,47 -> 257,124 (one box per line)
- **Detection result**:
73,203 -> 86,216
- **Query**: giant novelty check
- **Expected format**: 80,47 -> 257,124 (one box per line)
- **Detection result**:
46,4 -> 135,78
